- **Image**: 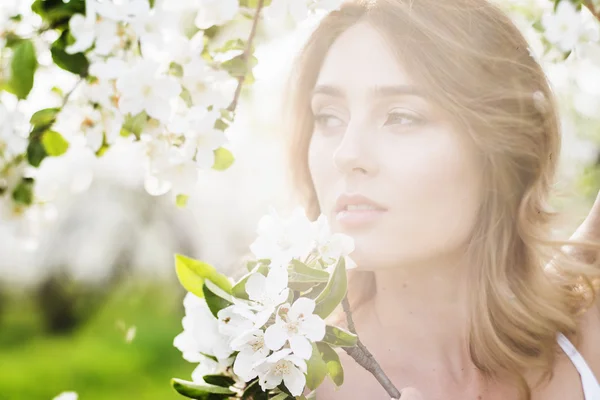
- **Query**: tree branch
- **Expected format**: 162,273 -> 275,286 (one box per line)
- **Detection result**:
342,297 -> 402,399
62,78 -> 83,108
584,0 -> 600,23
226,0 -> 264,113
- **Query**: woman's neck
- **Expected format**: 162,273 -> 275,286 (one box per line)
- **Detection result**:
354,255 -> 478,380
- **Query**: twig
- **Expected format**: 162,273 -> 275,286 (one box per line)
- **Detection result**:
226,0 -> 264,113
61,78 -> 83,108
584,0 -> 600,22
342,297 -> 402,399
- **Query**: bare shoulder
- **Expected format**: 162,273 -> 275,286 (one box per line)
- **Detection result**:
577,299 -> 600,379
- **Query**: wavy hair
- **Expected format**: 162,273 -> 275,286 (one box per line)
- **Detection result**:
283,0 -> 600,398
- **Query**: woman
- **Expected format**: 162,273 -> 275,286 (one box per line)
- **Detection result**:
283,0 -> 600,399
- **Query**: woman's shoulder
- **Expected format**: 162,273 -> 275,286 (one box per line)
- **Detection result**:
574,299 -> 600,382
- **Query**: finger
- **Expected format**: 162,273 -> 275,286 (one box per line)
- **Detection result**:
395,387 -> 425,400
585,189 -> 600,235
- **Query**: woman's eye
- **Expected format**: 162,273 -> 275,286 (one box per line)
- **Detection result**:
314,113 -> 344,129
383,110 -> 425,127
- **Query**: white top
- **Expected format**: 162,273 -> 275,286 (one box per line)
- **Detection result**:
557,333 -> 600,399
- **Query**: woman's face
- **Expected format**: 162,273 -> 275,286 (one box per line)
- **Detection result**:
308,22 -> 484,271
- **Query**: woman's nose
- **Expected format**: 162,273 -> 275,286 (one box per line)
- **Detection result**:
332,123 -> 378,176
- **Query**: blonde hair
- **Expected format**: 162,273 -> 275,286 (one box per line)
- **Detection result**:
283,0 -> 600,398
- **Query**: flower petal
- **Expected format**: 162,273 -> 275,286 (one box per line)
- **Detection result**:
253,307 -> 274,329
245,273 -> 266,302
233,349 -> 260,382
264,323 -> 288,351
289,297 -> 315,321
289,335 -> 312,360
300,314 -> 326,342
266,267 -> 289,295
283,362 -> 307,396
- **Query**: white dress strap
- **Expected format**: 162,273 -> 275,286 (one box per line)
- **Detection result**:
557,333 -> 600,400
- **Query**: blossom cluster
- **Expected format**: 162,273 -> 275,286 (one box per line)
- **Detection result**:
172,207 -> 355,398
0,0 -> 343,237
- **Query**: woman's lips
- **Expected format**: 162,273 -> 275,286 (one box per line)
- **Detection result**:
334,195 -> 388,228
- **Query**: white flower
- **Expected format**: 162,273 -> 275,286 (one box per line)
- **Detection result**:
92,18 -> 120,55
0,104 -> 28,157
65,14 -> 119,55
312,214 -> 355,267
191,355 -> 234,383
116,59 -> 181,123
81,79 -> 118,110
255,349 -> 307,396
66,14 -> 95,54
53,392 -> 78,400
89,57 -> 129,81
163,31 -> 205,68
129,2 -> 177,53
195,0 -> 239,29
93,0 -> 149,22
179,109 -> 227,169
249,207 -> 315,268
173,292 -> 233,361
54,104 -> 108,152
145,147 -> 199,196
245,267 -> 290,328
217,304 -> 255,339
181,60 -> 236,109
541,1 -> 584,52
264,0 -> 309,23
231,329 -> 270,381
264,298 -> 326,360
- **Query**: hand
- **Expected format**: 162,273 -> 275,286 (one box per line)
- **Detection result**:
392,388 -> 425,400
567,190 -> 600,263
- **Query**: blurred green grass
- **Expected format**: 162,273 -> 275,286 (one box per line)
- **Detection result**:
0,280 -> 195,400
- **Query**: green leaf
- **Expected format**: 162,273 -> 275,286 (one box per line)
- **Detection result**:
171,378 -> 235,399
12,178 -> 34,205
241,379 -> 268,400
203,280 -> 234,318
27,139 -> 48,167
7,40 -> 38,100
41,130 -> 70,157
122,111 -> 147,137
30,108 -> 60,127
246,259 -> 271,272
199,353 -> 218,363
218,38 -> 246,52
288,281 -> 318,293
5,32 -> 25,48
313,258 -> 347,319
174,254 -> 233,299
214,118 -> 230,132
220,54 -> 258,78
302,283 -> 327,300
212,147 -> 235,171
202,375 -> 235,388
50,30 -> 89,77
316,342 -> 344,387
240,0 -> 273,8
269,394 -> 290,400
321,325 -> 357,348
31,0 -> 85,29
289,259 -> 329,283
306,342 -> 328,391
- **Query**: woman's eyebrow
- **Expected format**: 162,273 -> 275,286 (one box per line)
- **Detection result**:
310,84 -> 425,100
